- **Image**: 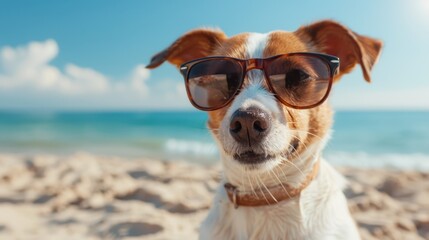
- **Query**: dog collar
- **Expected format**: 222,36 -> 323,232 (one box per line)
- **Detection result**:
224,160 -> 320,208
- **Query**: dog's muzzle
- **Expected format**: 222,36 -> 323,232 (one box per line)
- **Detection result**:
229,107 -> 271,147
229,107 -> 273,164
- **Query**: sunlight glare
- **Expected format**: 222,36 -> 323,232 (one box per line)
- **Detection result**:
421,0 -> 429,12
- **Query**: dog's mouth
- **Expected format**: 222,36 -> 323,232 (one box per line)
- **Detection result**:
233,151 -> 274,164
232,138 -> 300,165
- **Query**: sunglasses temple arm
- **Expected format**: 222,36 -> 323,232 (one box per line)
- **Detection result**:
179,66 -> 188,77
333,63 -> 340,76
328,58 -> 340,76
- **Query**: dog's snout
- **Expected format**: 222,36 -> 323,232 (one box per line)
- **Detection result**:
229,107 -> 271,146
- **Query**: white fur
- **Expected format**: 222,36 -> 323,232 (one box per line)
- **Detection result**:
200,32 -> 360,240
245,32 -> 268,59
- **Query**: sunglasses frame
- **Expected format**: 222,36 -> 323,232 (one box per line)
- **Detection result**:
179,52 -> 340,111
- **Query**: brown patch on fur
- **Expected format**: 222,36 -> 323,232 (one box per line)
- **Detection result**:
276,103 -> 333,160
280,103 -> 333,159
212,33 -> 249,59
207,107 -> 228,137
299,103 -> 333,155
295,20 -> 383,83
263,31 -> 309,57
146,29 -> 227,69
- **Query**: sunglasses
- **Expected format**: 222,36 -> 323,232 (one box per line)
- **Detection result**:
179,52 -> 340,111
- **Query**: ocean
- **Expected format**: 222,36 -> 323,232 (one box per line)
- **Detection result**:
0,111 -> 428,170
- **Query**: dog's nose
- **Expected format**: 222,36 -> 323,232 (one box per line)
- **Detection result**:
229,107 -> 271,146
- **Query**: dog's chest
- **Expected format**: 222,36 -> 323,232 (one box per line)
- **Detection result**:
230,200 -> 306,240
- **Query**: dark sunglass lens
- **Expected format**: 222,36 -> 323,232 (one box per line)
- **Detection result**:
267,55 -> 331,108
187,59 -> 242,109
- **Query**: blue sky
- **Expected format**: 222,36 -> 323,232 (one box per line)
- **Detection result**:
1,0 -> 428,110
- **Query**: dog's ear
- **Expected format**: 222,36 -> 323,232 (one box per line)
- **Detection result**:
146,29 -> 227,69
296,20 -> 382,82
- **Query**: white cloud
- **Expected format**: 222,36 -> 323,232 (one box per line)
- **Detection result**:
0,39 -> 151,96
129,65 -> 150,94
63,64 -> 110,94
0,40 -> 60,90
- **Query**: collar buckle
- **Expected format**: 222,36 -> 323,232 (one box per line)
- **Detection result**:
224,183 -> 239,209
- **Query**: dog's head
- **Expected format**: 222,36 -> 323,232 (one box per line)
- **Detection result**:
147,20 -> 382,187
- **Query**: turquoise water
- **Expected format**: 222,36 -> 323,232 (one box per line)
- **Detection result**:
329,111 -> 429,154
0,111 -> 428,169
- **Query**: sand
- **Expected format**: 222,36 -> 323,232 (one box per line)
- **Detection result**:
0,152 -> 428,240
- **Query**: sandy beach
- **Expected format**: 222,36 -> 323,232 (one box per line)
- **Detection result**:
0,152 -> 428,240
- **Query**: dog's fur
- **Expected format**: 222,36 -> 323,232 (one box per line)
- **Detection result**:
147,20 -> 382,240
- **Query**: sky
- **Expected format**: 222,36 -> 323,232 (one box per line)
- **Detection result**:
0,0 -> 429,111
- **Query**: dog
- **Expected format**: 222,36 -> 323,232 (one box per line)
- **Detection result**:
147,20 -> 382,240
